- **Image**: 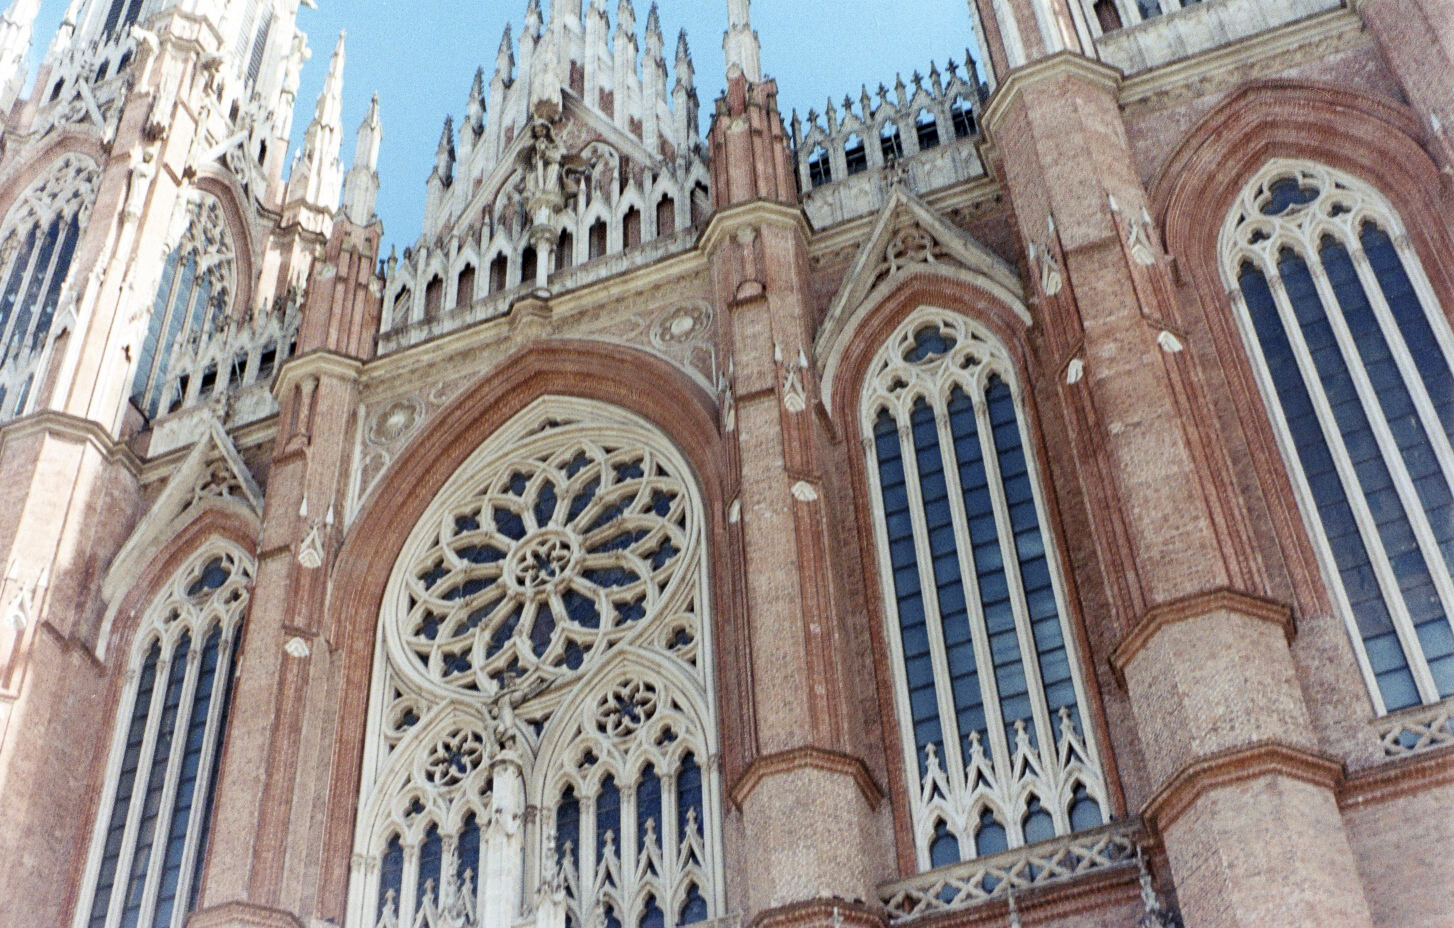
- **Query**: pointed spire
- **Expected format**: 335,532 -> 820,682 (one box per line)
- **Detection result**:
675,28 -> 694,90
524,0 -> 543,37
495,24 -> 515,85
342,94 -> 382,225
723,0 -> 761,83
433,115 -> 456,185
617,0 -> 636,37
645,2 -> 663,56
466,66 -> 486,136
287,32 -> 348,215
0,0 -> 40,111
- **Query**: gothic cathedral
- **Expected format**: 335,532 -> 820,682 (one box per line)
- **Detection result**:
0,0 -> 1451,926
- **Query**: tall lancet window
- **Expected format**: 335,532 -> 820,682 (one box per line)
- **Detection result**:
0,154 -> 100,421
1224,160 -> 1454,714
862,309 -> 1107,872
130,194 -> 237,419
77,545 -> 250,928
350,399 -> 723,928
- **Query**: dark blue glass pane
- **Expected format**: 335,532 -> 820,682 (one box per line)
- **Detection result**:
874,410 -> 943,772
5,219 -> 59,358
88,646 -> 160,928
948,387 -> 1032,747
556,788 -> 581,867
986,378 -> 1082,740
929,820 -> 960,869
679,885 -> 709,925
458,813 -> 481,887
676,754 -> 702,842
416,825 -> 443,910
187,633 -> 241,914
596,776 -> 621,862
1241,262 -> 1419,709
29,214 -> 80,352
636,765 -> 662,853
377,836 -> 405,921
121,635 -> 192,925
153,629 -> 222,928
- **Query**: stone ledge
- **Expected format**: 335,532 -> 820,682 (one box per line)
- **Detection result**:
0,409 -> 141,475
1109,586 -> 1293,683
187,902 -> 306,928
750,898 -> 885,928
1141,740 -> 1341,834
729,746 -> 883,809
1340,741 -> 1454,809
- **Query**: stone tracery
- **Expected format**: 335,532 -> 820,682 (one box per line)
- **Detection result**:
352,399 -> 721,928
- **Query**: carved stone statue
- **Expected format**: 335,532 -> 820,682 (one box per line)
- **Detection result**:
518,120 -> 586,229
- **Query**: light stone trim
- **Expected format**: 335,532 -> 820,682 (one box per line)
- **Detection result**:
1220,159 -> 1454,714
860,307 -> 1108,873
877,821 -> 1139,921
1377,698 -> 1454,758
350,396 -> 723,928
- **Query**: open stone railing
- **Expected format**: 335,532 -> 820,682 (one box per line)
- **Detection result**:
877,821 -> 1140,922
1377,699 -> 1454,758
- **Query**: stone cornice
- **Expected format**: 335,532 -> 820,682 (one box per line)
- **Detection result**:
1141,741 -> 1341,834
187,903 -> 304,928
272,350 -> 365,402
1110,587 -> 1294,681
1340,743 -> 1454,808
729,746 -> 884,810
0,411 -> 141,476
699,198 -> 813,256
1119,8 -> 1368,109
749,899 -> 885,928
981,53 -> 1124,136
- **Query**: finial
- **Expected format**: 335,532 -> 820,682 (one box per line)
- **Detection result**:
723,0 -> 762,83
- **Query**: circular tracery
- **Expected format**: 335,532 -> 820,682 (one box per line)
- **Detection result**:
396,429 -> 693,696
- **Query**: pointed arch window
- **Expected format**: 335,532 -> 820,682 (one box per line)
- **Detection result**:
129,194 -> 237,419
77,545 -> 251,928
102,0 -> 145,41
1224,160 -> 1454,714
0,155 -> 100,421
862,309 -> 1107,872
351,400 -> 723,928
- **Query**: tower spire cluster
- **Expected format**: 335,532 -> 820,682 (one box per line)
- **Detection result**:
723,0 -> 761,82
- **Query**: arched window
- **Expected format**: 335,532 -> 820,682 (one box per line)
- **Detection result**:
78,545 -> 251,928
424,276 -> 445,319
1223,161 -> 1454,714
655,196 -> 676,238
129,194 -> 237,419
350,399 -> 723,928
807,146 -> 832,188
102,0 -> 145,41
880,123 -> 904,163
489,254 -> 509,295
588,220 -> 609,261
0,154 -> 100,420
457,264 -> 477,310
862,309 -> 1106,872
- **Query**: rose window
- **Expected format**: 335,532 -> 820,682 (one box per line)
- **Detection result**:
398,435 -> 693,695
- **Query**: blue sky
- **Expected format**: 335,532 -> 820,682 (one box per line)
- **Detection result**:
27,1 -> 975,245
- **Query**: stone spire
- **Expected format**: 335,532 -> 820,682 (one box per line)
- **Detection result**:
287,32 -> 348,213
723,0 -> 761,83
432,116 -> 456,185
342,94 -> 382,226
0,0 -> 39,110
495,23 -> 515,85
465,66 -> 486,141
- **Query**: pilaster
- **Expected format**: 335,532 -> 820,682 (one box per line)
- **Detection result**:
193,216 -> 380,926
1353,0 -> 1454,182
982,54 -> 1373,928
705,53 -> 887,907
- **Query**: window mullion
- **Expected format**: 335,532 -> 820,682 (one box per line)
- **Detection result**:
3,233 -> 45,351
1305,249 -> 1454,692
1228,282 -> 1389,712
169,629 -> 238,916
971,386 -> 1058,792
895,409 -> 971,786
1264,256 -> 1441,703
399,843 -> 421,927
103,646 -> 176,928
133,643 -> 205,928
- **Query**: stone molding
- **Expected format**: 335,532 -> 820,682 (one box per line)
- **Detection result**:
748,898 -> 886,928
698,198 -> 811,257
1340,742 -> 1454,808
0,409 -> 141,475
187,902 -> 306,928
272,349 -> 365,401
980,53 -> 1123,137
1109,587 -> 1294,682
1141,741 -> 1342,834
729,746 -> 884,810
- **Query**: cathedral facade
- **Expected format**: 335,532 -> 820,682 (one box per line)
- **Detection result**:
0,0 -> 1452,926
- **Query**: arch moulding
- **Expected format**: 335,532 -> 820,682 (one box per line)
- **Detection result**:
313,338 -> 748,916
